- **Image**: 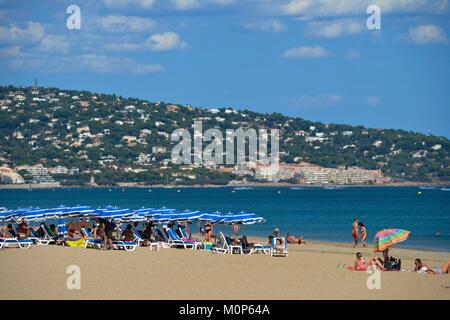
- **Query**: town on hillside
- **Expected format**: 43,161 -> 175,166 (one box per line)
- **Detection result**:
0,85 -> 448,187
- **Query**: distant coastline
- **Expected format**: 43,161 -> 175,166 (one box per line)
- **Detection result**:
0,181 -> 447,190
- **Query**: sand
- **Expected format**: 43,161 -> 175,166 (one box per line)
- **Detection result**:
0,238 -> 449,300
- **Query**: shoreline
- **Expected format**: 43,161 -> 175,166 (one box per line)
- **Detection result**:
0,181 -> 448,190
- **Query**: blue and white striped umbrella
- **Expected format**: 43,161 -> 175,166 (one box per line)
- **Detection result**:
199,211 -> 265,225
94,206 -> 134,220
152,209 -> 204,223
19,207 -> 48,221
0,209 -> 14,222
118,211 -> 147,223
44,205 -> 73,218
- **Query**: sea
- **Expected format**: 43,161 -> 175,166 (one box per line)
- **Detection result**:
1,186 -> 449,252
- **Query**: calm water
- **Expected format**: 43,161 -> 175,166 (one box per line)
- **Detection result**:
1,187 -> 449,251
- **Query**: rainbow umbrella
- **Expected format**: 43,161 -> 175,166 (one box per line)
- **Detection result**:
373,229 -> 410,252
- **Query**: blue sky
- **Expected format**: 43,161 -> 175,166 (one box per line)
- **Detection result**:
1,0 -> 449,137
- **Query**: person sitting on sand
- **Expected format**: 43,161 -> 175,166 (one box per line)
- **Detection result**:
122,224 -> 134,242
354,252 -> 386,271
286,232 -> 306,244
415,258 -> 450,274
383,249 -> 401,271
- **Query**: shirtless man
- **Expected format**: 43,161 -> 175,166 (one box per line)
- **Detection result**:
352,218 -> 359,248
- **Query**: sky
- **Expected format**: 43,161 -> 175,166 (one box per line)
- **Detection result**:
0,0 -> 449,137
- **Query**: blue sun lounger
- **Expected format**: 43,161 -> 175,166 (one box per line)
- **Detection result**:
165,228 -> 195,249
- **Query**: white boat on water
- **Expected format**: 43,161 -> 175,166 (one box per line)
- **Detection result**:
233,187 -> 253,190
441,187 -> 450,191
290,187 -> 306,190
420,186 -> 437,190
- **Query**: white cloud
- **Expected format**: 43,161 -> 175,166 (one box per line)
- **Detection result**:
243,19 -> 286,33
0,46 -> 21,57
39,35 -> 70,54
345,48 -> 362,60
365,96 -> 382,106
2,54 -> 165,74
0,21 -> 45,44
146,32 -> 188,51
171,0 -> 200,10
170,0 -> 236,10
279,0 -> 448,17
283,45 -> 330,58
290,94 -> 342,109
96,15 -> 156,33
403,24 -> 448,45
305,19 -> 365,38
102,0 -> 155,9
76,54 -> 164,74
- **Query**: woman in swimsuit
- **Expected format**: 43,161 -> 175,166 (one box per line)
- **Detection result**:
415,258 -> 450,274
204,222 -> 212,242
359,222 -> 367,247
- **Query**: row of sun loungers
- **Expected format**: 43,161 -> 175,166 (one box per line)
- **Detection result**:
1,225 -> 288,257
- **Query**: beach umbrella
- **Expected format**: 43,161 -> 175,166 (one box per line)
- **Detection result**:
118,211 -> 147,223
145,208 -> 177,221
373,228 -> 410,252
0,210 -> 15,222
18,207 -> 48,221
93,206 -> 134,220
198,212 -> 226,223
44,205 -> 74,219
65,205 -> 96,218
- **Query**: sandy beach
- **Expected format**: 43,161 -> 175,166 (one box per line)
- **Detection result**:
1,238 -> 449,300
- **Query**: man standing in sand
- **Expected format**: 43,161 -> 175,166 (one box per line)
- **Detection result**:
352,218 -> 359,248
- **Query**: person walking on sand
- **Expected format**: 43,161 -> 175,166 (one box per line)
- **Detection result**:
352,218 -> 359,248
359,222 -> 367,247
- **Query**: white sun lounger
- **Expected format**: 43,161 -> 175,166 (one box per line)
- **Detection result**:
1,238 -> 33,249
212,232 -> 243,254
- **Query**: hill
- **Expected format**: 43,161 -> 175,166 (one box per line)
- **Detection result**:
0,85 -> 449,186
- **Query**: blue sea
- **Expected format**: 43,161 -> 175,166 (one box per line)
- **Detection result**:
1,186 -> 449,251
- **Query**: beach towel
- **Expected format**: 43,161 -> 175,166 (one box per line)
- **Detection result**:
65,239 -> 86,247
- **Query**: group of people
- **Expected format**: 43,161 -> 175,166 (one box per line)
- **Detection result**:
353,249 -> 401,271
